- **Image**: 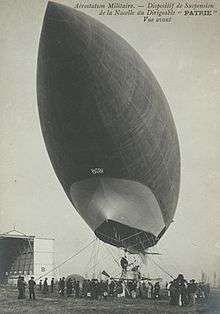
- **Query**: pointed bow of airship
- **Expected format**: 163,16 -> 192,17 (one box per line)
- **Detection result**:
37,1 -> 180,254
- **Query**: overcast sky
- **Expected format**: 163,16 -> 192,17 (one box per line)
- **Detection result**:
0,0 -> 220,283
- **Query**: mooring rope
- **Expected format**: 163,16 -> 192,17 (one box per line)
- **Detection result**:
36,237 -> 96,280
148,255 -> 175,279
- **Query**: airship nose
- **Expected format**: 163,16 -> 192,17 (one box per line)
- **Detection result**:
40,1 -> 91,60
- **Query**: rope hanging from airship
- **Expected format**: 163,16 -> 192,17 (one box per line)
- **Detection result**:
92,238 -> 101,278
36,238 -> 96,280
84,239 -> 98,276
147,256 -> 175,280
33,232 -> 177,282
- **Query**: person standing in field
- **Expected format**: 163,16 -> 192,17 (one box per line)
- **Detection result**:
43,277 -> 49,294
39,279 -> 42,291
28,276 -> 36,300
50,278 -> 55,293
154,282 -> 161,299
17,276 -> 23,299
66,278 -> 73,297
187,279 -> 197,305
60,277 -> 65,296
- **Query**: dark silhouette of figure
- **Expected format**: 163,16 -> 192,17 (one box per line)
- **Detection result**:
116,280 -> 123,296
147,282 -> 153,299
154,282 -> 160,299
39,279 -> 42,291
176,274 -> 188,306
43,277 -> 49,294
103,280 -> 108,299
91,279 -> 96,299
58,278 -> 62,292
28,276 -> 36,300
85,279 -> 92,298
120,257 -> 128,271
82,279 -> 87,297
109,280 -> 115,296
60,277 -> 65,296
20,277 -> 26,299
75,280 -> 80,298
187,279 -> 197,305
169,281 -> 178,305
50,278 -> 54,293
17,276 -> 23,299
66,278 -> 73,297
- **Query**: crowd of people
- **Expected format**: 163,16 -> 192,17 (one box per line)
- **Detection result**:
166,274 -> 210,306
16,273 -> 210,307
17,275 -> 161,300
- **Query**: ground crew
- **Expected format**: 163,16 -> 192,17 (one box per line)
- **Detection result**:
17,276 -> 23,299
66,278 -> 73,296
28,276 -> 36,300
50,278 -> 54,293
60,277 -> 65,296
43,278 -> 49,294
154,282 -> 161,299
39,279 -> 42,291
187,279 -> 197,305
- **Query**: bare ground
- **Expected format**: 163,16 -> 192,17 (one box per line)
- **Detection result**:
0,286 -> 219,313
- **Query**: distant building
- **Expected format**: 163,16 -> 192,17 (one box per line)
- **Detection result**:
0,229 -> 55,284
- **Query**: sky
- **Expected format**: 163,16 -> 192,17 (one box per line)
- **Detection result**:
0,0 -> 220,283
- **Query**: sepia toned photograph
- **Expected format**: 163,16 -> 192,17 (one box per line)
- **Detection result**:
0,0 -> 219,312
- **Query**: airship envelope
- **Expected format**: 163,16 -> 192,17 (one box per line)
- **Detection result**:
37,1 -> 180,254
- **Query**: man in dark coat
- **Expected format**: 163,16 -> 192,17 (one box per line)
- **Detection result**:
109,280 -> 115,296
50,278 -> 55,293
154,282 -> 160,299
75,280 -> 80,298
86,279 -> 92,298
28,276 -> 36,300
120,257 -> 128,275
176,274 -> 188,306
187,279 -> 197,305
60,277 -> 65,296
58,278 -> 62,292
43,278 -> 49,294
39,279 -> 42,291
20,277 -> 26,299
66,278 -> 73,297
17,276 -> 23,299
169,280 -> 179,305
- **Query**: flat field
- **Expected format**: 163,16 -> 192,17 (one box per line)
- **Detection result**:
0,286 -> 219,313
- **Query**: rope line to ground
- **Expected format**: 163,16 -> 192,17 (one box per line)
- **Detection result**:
148,255 -> 175,279
93,238 -> 100,278
85,240 -> 115,276
104,245 -> 121,267
84,237 -> 97,276
36,237 -> 96,280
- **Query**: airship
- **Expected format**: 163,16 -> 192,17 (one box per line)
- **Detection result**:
37,2 -> 180,254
